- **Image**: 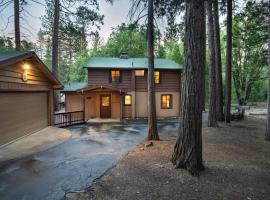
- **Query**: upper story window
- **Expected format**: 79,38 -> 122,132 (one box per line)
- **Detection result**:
161,94 -> 172,109
124,95 -> 132,105
154,70 -> 160,84
110,70 -> 121,83
135,70 -> 145,76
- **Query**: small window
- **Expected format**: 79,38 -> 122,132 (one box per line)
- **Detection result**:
110,70 -> 121,82
161,94 -> 172,109
135,70 -> 145,76
154,71 -> 160,84
124,95 -> 132,105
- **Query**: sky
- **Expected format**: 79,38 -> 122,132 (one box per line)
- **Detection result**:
0,0 -> 134,43
0,0 -> 245,45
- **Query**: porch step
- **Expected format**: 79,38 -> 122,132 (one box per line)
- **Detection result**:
87,118 -> 121,123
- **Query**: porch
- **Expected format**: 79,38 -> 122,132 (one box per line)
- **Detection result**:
78,85 -> 126,121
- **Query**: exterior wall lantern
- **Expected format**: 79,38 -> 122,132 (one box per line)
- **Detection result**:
22,62 -> 30,82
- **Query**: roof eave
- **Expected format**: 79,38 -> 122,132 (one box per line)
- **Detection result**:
84,66 -> 182,70
0,51 -> 63,89
32,53 -> 63,89
0,51 -> 34,68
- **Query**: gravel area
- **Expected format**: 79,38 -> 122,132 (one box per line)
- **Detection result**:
66,117 -> 270,200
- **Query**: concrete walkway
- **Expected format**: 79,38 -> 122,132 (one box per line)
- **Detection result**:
87,118 -> 121,123
0,126 -> 72,162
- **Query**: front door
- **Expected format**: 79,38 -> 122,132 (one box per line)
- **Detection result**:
100,94 -> 111,118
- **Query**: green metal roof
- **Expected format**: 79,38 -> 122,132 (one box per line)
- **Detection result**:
85,57 -> 182,69
0,51 -> 29,62
62,82 -> 88,92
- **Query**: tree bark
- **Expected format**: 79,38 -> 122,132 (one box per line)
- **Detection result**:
207,0 -> 218,127
172,0 -> 205,176
213,0 -> 224,121
147,0 -> 159,140
265,2 -> 270,141
52,0 -> 60,111
225,0 -> 232,123
14,0 -> 20,51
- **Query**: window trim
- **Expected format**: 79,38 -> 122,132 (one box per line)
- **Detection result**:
154,70 -> 161,84
124,94 -> 132,106
109,70 -> 122,83
135,69 -> 145,77
161,94 -> 172,109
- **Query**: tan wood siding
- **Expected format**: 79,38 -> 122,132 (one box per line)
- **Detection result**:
123,106 -> 132,118
65,92 -> 84,112
0,59 -> 52,89
0,82 -> 51,91
135,91 -> 180,118
0,92 -> 48,145
111,92 -> 120,118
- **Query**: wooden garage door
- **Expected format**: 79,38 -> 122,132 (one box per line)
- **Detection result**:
0,92 -> 48,146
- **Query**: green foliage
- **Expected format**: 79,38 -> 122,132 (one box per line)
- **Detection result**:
0,37 -> 14,51
163,40 -> 184,64
0,36 -> 35,52
40,0 -> 104,83
232,0 -> 268,105
69,53 -> 89,82
93,23 -> 147,57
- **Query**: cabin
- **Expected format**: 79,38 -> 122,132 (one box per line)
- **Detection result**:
62,54 -> 182,121
0,51 -> 63,146
62,56 -> 182,121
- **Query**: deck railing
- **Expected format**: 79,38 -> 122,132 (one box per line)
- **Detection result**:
54,110 -> 85,127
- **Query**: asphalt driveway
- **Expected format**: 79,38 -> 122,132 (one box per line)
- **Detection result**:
0,119 -> 179,200
0,114 -> 207,200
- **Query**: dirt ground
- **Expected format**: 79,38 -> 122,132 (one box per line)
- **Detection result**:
66,117 -> 270,200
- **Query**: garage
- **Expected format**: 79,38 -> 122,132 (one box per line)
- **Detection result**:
0,92 -> 48,145
0,51 -> 63,146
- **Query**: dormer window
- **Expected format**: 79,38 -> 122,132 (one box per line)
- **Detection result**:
110,70 -> 121,83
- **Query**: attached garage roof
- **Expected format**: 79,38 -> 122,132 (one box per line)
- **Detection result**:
85,57 -> 183,70
0,51 -> 29,62
0,51 -> 63,89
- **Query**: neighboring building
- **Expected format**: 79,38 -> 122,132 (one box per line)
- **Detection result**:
0,51 -> 63,146
62,55 -> 182,120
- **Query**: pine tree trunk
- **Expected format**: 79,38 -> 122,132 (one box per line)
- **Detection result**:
225,0 -> 232,123
147,0 -> 159,140
52,0 -> 60,111
213,0 -> 224,121
265,3 -> 270,141
207,0 -> 218,127
172,0 -> 205,176
14,0 -> 20,51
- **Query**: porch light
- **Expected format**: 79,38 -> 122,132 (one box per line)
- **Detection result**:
22,62 -> 30,70
22,62 -> 30,82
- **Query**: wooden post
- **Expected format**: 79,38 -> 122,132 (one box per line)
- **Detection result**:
83,93 -> 86,122
120,93 -> 123,123
69,112 -> 71,126
48,89 -> 54,126
131,70 -> 136,119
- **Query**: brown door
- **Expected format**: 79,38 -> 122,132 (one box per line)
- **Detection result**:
100,94 -> 111,118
